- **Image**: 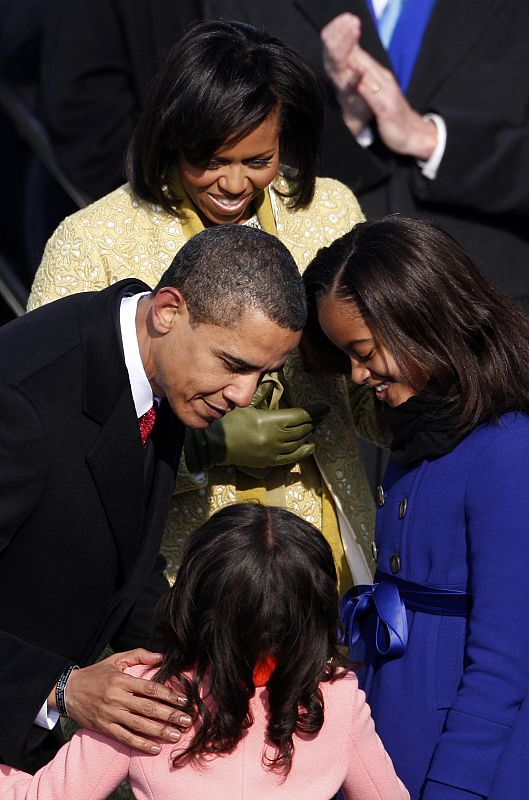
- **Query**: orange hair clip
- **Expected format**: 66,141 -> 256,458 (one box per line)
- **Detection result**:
252,655 -> 277,687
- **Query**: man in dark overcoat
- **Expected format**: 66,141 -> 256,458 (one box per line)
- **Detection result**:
0,224 -> 305,771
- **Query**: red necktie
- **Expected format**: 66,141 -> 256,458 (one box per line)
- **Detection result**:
139,405 -> 157,447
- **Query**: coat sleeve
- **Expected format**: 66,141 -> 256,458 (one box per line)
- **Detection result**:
342,678 -> 409,799
111,552 -> 169,652
27,210 -> 110,311
0,384 -> 48,551
412,111 -> 529,217
0,730 -> 130,799
0,384 -> 74,762
423,424 -> 529,798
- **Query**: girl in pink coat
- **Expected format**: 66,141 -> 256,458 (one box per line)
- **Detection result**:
0,503 -> 407,800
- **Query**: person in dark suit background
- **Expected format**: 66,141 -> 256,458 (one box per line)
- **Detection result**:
39,0 -> 201,202
203,0 -> 529,311
0,224 -> 306,774
21,0 -> 201,277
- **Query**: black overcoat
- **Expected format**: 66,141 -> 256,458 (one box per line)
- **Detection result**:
0,279 -> 184,769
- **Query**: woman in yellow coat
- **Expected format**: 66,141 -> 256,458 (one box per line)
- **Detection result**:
29,21 -> 387,592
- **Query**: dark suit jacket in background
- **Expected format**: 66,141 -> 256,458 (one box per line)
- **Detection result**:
40,0 -> 201,200
0,280 -> 184,770
24,0 -> 201,276
204,0 -> 529,308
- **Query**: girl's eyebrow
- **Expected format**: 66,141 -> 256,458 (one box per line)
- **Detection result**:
347,337 -> 374,347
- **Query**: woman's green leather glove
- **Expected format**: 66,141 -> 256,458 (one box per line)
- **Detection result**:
185,400 -> 329,472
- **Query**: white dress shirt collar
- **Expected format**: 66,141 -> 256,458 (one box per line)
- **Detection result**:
119,292 -> 154,418
372,0 -> 389,17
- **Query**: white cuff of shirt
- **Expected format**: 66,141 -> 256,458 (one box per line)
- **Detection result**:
417,113 -> 447,179
34,700 -> 60,730
355,114 -> 447,181
356,125 -> 375,148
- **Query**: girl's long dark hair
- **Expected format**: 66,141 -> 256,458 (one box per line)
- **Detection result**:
155,503 -> 348,774
303,215 -> 529,433
127,20 -> 324,214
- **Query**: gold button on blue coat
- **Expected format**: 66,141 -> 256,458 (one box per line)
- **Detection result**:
376,485 -> 385,507
399,497 -> 408,519
390,553 -> 401,574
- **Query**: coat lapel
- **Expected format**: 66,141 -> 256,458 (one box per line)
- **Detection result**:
86,395 -> 146,575
407,0 -> 508,108
81,279 -> 151,573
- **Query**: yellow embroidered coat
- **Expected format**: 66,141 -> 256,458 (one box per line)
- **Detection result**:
29,176 -> 386,589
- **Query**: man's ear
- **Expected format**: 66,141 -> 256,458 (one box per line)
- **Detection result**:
150,287 -> 188,333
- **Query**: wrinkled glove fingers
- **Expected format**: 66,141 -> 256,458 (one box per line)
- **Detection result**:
278,433 -> 315,454
279,422 -> 315,441
278,403 -> 330,429
276,443 -> 315,465
250,378 -> 277,406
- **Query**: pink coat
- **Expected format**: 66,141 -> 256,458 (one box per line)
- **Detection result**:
0,668 -> 408,800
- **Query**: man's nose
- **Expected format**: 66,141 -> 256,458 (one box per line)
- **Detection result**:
223,375 -> 259,408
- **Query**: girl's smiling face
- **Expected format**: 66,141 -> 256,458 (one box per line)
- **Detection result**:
317,295 -> 422,407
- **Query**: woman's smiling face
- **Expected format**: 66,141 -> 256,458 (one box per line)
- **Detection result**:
178,108 -> 281,226
317,295 -> 420,407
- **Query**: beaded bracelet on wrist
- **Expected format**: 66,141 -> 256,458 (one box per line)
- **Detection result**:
55,664 -> 80,717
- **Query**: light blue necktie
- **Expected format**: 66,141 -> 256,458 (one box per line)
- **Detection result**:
368,0 -> 436,90
378,0 -> 407,48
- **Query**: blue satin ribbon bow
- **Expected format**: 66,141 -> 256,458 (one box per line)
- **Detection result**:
340,582 -> 408,659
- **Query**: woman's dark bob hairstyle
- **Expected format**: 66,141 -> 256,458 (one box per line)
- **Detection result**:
127,20 -> 324,213
303,215 -> 529,433
155,502 -> 347,774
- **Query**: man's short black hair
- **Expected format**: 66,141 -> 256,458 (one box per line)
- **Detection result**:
155,224 -> 306,331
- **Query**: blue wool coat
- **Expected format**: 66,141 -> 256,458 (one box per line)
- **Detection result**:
363,412 -> 529,800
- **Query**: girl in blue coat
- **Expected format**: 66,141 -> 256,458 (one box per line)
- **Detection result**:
303,215 -> 529,800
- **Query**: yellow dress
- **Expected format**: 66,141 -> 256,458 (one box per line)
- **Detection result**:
29,175 -> 389,592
